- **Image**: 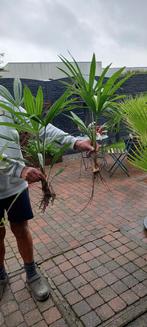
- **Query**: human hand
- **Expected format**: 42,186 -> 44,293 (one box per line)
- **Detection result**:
74,139 -> 100,155
20,167 -> 45,184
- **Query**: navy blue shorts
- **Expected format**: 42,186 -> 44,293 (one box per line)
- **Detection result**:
0,189 -> 33,225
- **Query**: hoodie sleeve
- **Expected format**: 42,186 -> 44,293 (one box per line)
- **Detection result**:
39,123 -> 78,149
12,104 -> 78,149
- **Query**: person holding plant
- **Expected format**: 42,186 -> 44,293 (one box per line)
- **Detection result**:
0,109 -> 95,301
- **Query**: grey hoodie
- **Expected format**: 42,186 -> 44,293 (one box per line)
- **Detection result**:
0,103 -> 77,199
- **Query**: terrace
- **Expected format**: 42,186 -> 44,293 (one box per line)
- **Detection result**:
1,155 -> 147,327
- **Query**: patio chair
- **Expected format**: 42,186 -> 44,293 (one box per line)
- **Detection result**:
106,135 -> 134,177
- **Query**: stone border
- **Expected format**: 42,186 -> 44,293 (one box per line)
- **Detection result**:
101,296 -> 147,327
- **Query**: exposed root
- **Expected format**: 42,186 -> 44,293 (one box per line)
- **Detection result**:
39,177 -> 56,212
72,151 -> 111,215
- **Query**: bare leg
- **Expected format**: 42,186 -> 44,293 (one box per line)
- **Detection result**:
0,226 -> 6,267
0,226 -> 7,300
10,220 -> 49,301
10,221 -> 34,263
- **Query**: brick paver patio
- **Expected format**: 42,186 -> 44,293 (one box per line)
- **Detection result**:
1,155 -> 147,326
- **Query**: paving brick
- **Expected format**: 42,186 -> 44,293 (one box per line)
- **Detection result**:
111,280 -> 128,295
24,308 -> 42,326
75,246 -> 87,255
53,255 -> 67,265
123,262 -> 138,273
0,312 -> 4,326
87,293 -> 104,309
126,241 -> 138,250
53,273 -> 68,286
58,281 -> 74,295
50,318 -> 68,327
64,267 -> 79,279
84,242 -> 97,251
76,262 -> 90,274
59,261 -> 73,272
103,235 -> 115,242
72,300 -> 91,317
104,260 -> 119,271
100,244 -> 113,253
19,298 -> 36,314
90,278 -> 107,291
14,289 -> 30,302
88,258 -> 101,269
110,240 -> 122,248
5,311 -> 24,327
70,256 -> 83,266
81,311 -> 101,327
65,290 -> 83,305
16,323 -> 27,327
107,249 -> 120,259
47,266 -> 61,278
64,250 -> 77,259
113,267 -> 129,279
98,254 -> 111,264
31,320 -> 48,327
134,246 -> 146,256
108,296 -> 127,312
80,252 -> 94,262
134,257 -> 147,268
119,236 -> 129,244
117,245 -> 130,254
115,255 -> 129,266
79,284 -> 95,298
94,266 -> 109,277
99,286 -> 117,302
71,275 -> 87,288
120,290 -> 139,304
83,270 -> 98,282
94,239 -> 106,247
89,248 -> 103,257
96,303 -> 114,321
125,251 -> 139,261
102,272 -> 118,285
122,275 -> 139,288
43,307 -> 61,325
133,269 -> 147,282
10,280 -> 25,293
1,300 -> 18,316
132,283 -> 147,297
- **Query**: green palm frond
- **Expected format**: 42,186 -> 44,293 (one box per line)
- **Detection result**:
128,141 -> 147,171
120,95 -> 147,144
110,94 -> 147,172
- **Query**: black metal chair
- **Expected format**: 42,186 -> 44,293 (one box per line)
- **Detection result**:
107,136 -> 134,177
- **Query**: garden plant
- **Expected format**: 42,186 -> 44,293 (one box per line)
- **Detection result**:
59,53 -> 132,196
0,80 -> 73,211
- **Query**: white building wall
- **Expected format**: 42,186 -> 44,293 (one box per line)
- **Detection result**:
105,66 -> 147,77
1,61 -> 102,80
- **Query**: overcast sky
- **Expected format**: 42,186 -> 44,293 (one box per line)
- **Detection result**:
1,0 -> 147,67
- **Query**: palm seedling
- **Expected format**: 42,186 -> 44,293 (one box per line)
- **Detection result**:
0,79 -> 75,211
58,53 -> 132,195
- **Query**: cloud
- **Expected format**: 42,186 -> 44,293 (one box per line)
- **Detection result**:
0,0 -> 147,66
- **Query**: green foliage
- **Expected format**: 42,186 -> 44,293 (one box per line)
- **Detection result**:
0,78 -> 74,210
24,138 -> 64,165
59,53 -> 132,146
0,79 -> 75,166
112,95 -> 147,171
